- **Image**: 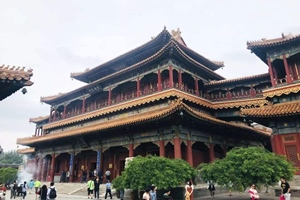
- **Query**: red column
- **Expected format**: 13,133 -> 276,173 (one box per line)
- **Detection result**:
283,55 -> 293,84
169,65 -> 173,88
173,137 -> 182,159
38,156 -> 43,180
34,156 -> 38,180
267,58 -> 276,87
63,104 -> 67,119
178,69 -> 182,89
273,135 -> 285,155
157,69 -> 162,91
108,88 -> 112,106
186,140 -> 193,166
129,143 -> 134,157
136,77 -> 140,97
209,143 -> 215,162
41,158 -> 46,181
82,97 -> 86,113
49,153 -> 55,182
194,78 -> 199,96
159,140 -> 165,157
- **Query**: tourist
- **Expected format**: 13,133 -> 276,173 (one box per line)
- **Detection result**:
94,177 -> 101,200
37,185 -> 47,200
98,170 -> 103,184
28,180 -> 34,192
87,177 -> 95,199
248,184 -> 259,200
82,170 -> 87,183
93,169 -> 97,178
104,180 -> 112,199
142,188 -> 150,200
280,177 -> 291,200
22,181 -> 27,199
105,169 -> 111,181
66,170 -> 70,182
163,189 -> 173,200
185,181 -> 194,200
208,181 -> 215,198
228,181 -> 233,196
47,182 -> 57,200
60,170 -> 66,183
10,180 -> 17,199
150,185 -> 157,200
0,191 -> 6,200
34,179 -> 41,194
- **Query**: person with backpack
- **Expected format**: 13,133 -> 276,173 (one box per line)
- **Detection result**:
208,181 -> 215,198
22,181 -> 27,199
47,182 -> 57,200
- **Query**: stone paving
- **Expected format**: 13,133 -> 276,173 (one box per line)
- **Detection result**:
6,189 -> 300,200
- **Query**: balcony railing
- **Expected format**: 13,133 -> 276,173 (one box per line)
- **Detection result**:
49,83 -> 266,123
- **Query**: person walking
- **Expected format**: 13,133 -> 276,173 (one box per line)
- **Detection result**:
104,180 -> 112,199
66,170 -> 70,182
142,188 -> 150,200
28,180 -> 34,193
185,181 -> 194,200
208,181 -> 215,198
281,177 -> 291,200
248,184 -> 259,200
94,177 -> 101,200
37,185 -> 47,200
87,177 -> 95,199
150,185 -> 157,200
47,182 -> 57,200
21,181 -> 27,199
34,179 -> 41,194
10,180 -> 17,199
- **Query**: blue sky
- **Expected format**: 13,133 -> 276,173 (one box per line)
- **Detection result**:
0,0 -> 299,151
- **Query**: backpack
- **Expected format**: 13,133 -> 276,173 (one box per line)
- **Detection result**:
49,187 -> 57,199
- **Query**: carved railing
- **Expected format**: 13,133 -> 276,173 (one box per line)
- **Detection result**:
48,82 -> 266,123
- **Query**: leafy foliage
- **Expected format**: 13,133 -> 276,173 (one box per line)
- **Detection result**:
112,155 -> 196,190
198,147 -> 296,189
0,167 -> 18,184
0,151 -> 23,164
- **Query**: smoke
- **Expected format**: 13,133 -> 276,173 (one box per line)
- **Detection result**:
16,156 -> 35,185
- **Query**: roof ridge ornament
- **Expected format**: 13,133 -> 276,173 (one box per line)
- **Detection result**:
171,28 -> 182,41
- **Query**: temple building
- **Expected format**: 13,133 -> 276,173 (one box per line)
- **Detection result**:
0,64 -> 33,101
17,28 -> 300,183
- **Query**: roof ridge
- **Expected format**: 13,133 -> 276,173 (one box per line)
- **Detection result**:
205,73 -> 269,86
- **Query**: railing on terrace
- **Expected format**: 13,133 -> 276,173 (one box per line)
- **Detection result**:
49,83 -> 267,123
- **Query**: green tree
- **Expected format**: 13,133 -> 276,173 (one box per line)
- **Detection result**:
112,155 -> 196,190
198,147 -> 296,189
0,151 -> 23,164
0,167 -> 18,184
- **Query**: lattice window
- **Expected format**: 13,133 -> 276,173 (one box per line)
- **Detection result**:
283,135 -> 296,142
285,145 -> 300,167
